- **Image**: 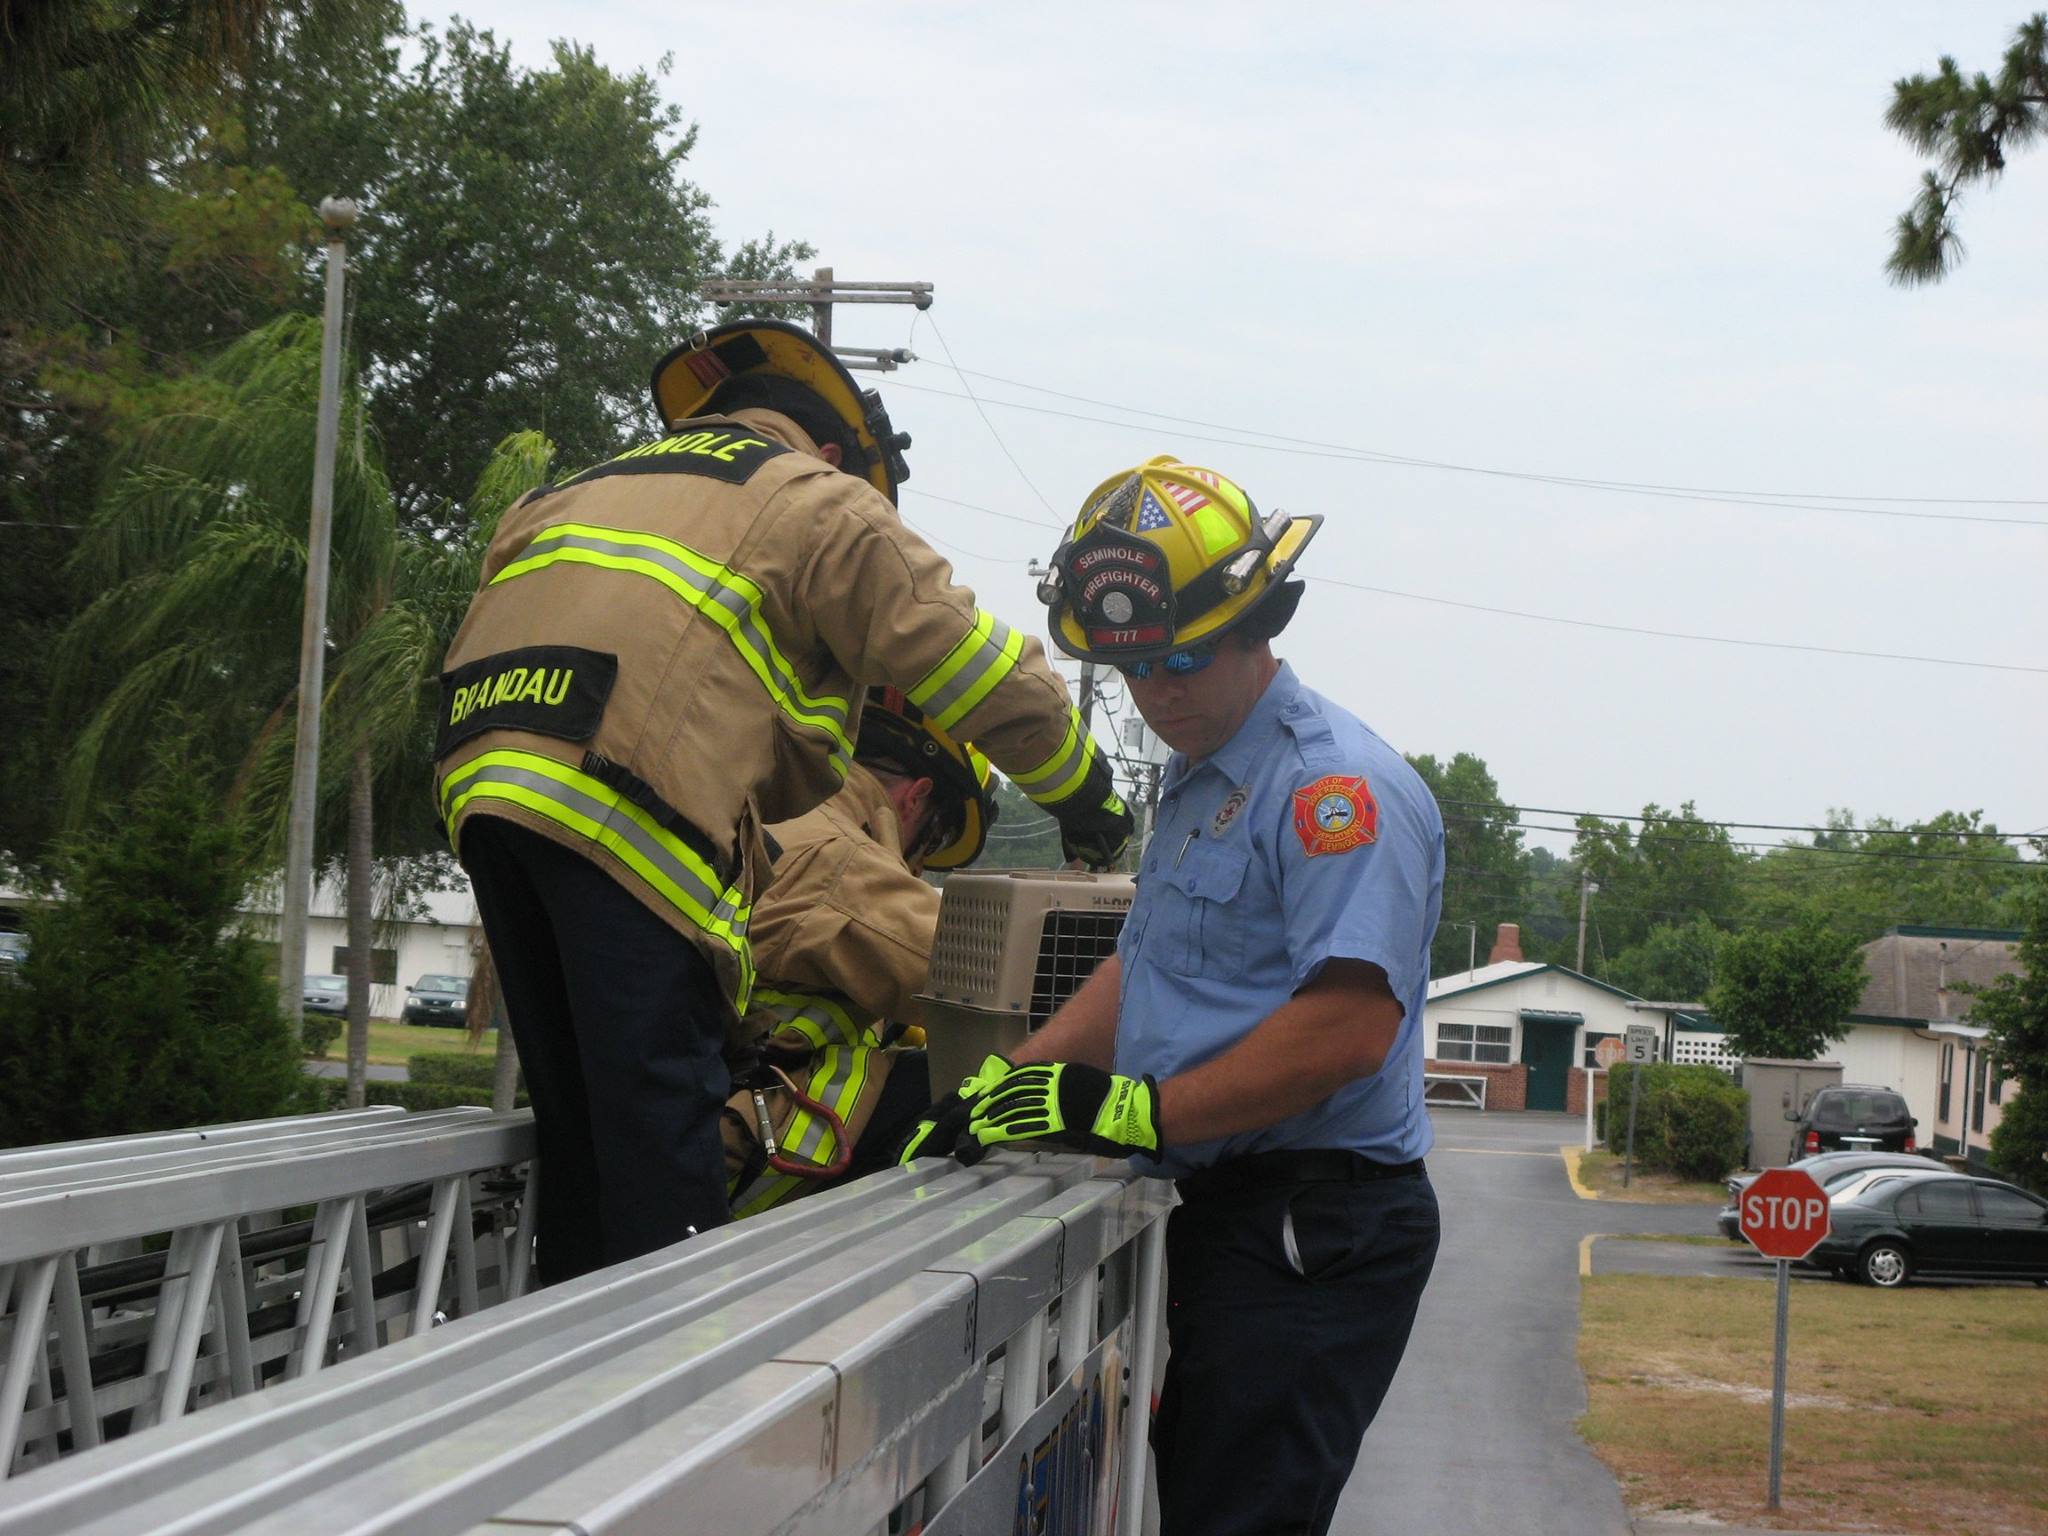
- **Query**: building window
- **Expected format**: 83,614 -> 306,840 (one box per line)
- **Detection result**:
1972,1051 -> 1989,1131
1938,1043 -> 1952,1123
332,946 -> 398,986
1437,1021 -> 1511,1065
1582,1033 -> 1619,1069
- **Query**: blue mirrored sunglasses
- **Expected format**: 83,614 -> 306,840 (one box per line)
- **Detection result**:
1118,645 -> 1218,682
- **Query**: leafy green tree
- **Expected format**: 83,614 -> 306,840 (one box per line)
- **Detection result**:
1704,919 -> 1867,1061
1408,752 -> 1525,977
55,317 -> 556,1103
0,736 -> 314,1148
1605,915 -> 1722,1003
1884,13 -> 2047,285
0,0 -> 289,318
239,15 -> 813,524
1744,810 -> 2029,941
982,780 -> 1069,869
1572,802 -> 1744,961
1974,879 -> 2048,1190
1514,845 -> 1585,966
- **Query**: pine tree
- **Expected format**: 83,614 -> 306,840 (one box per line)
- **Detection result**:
1884,14 -> 2048,285
0,736 -> 315,1147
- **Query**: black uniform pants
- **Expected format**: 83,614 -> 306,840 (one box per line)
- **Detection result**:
1153,1155 -> 1440,1536
460,816 -> 732,1284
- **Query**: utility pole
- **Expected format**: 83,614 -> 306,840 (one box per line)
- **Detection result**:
1575,874 -> 1600,974
276,196 -> 358,1026
699,268 -> 931,372
1077,663 -> 1098,729
1447,920 -> 1478,977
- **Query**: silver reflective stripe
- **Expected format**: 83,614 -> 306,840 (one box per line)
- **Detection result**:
507,527 -> 852,759
914,614 -> 1012,725
760,993 -> 865,1050
449,760 -> 747,941
1014,713 -> 1096,806
785,1047 -> 866,1163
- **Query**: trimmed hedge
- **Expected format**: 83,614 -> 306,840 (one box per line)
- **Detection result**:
320,1077 -> 526,1112
301,1015 -> 342,1058
408,1051 -> 499,1090
1599,1063 -> 1748,1182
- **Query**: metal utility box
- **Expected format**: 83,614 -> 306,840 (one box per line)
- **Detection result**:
1737,1058 -> 1843,1169
921,870 -> 1134,1093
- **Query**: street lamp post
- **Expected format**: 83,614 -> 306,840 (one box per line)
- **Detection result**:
275,197 -> 359,1028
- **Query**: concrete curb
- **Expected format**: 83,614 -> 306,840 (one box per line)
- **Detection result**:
1562,1143 -> 1600,1199
1635,1523 -> 1914,1536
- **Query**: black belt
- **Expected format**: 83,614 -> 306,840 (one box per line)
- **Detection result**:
1176,1149 -> 1425,1202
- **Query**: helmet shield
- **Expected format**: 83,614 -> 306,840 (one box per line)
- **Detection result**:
1062,528 -> 1177,657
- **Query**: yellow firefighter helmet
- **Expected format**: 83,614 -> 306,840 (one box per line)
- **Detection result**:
855,687 -> 996,869
1039,456 -> 1321,664
649,318 -> 912,502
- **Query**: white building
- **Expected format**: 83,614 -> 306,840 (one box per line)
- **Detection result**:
1424,957 -> 1714,1114
243,878 -> 484,1020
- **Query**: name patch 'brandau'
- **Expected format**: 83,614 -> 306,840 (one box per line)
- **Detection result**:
436,645 -> 618,758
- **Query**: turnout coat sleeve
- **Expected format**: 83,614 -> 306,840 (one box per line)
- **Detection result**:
788,482 -> 1109,814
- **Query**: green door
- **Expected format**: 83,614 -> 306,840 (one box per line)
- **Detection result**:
1522,1015 -> 1577,1112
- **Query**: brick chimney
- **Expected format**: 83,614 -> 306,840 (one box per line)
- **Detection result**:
1487,922 -> 1524,964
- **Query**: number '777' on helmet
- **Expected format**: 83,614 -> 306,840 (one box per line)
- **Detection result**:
1037,456 -> 1322,665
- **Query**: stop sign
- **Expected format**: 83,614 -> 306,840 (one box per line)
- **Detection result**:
1594,1036 -> 1627,1069
1739,1167 -> 1831,1260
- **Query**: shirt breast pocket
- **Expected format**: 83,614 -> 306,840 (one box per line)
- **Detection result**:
1157,839 -> 1251,978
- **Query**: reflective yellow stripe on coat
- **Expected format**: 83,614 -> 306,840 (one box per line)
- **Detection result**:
909,608 -> 1024,734
491,521 -> 855,778
440,749 -> 754,1009
1007,707 -> 1099,807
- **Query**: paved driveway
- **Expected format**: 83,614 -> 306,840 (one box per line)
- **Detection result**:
1332,1110 -> 1716,1535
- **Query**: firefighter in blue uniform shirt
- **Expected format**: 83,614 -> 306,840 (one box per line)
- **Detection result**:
904,456 -> 1444,1536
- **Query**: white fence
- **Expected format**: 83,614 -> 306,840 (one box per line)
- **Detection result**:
0,1112 -> 1169,1535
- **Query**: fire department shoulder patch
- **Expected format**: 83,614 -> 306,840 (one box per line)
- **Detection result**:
1291,774 -> 1378,857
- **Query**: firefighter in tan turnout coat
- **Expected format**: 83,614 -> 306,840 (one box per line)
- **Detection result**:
722,688 -> 993,1217
437,320 -> 1129,1281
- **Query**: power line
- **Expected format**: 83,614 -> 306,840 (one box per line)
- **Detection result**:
1499,819 -> 2042,865
905,484 -> 2044,675
1434,799 -> 2044,842
1314,576 -> 2046,675
917,318 -> 1061,519
897,368 -> 2048,526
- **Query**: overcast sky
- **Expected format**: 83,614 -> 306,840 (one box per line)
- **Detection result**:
486,2 -> 2046,854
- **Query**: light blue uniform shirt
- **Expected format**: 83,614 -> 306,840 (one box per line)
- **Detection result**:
1113,662 -> 1444,1177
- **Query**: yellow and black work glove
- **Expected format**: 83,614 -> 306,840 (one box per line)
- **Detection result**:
896,1053 -> 1016,1164
1056,786 -> 1134,871
957,1062 -> 1163,1165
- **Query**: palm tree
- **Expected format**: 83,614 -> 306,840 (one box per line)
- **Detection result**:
58,314 -> 555,1104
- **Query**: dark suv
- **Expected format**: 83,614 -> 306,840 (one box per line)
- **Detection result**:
402,973 -> 469,1029
1790,1084 -> 1917,1161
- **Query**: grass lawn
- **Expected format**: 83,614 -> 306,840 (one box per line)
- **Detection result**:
1577,1148 -> 1727,1206
307,1018 -> 497,1067
1580,1273 -> 2048,1535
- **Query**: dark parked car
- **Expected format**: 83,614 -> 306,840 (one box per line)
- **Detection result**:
302,974 -> 348,1017
1789,1083 -> 1917,1162
1807,1170 -> 2048,1287
403,973 -> 469,1028
1718,1152 -> 1954,1240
